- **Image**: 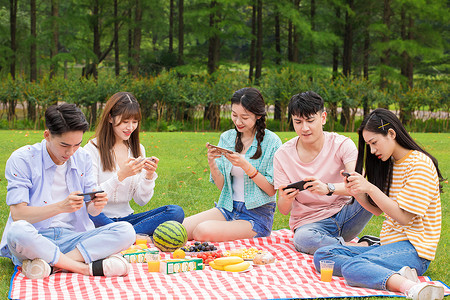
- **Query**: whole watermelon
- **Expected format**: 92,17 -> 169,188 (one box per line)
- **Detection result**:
153,221 -> 188,252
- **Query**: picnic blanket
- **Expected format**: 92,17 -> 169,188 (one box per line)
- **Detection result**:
9,229 -> 450,300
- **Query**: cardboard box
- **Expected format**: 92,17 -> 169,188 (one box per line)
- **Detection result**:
160,258 -> 204,274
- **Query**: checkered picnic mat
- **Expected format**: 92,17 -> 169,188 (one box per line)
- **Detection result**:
9,229 -> 450,300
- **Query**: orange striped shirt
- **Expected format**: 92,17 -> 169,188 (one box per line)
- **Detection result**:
380,150 -> 441,261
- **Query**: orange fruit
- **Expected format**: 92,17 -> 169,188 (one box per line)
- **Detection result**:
173,248 -> 186,259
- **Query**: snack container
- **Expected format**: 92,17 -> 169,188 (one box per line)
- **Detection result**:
122,248 -> 157,263
160,258 -> 204,275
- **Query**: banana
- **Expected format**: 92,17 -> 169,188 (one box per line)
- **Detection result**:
213,256 -> 244,266
223,261 -> 251,272
209,261 -> 224,271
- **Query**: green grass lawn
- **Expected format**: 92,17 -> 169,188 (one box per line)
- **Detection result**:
0,130 -> 448,299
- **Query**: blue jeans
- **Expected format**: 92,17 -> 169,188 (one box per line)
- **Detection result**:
7,220 -> 135,266
216,201 -> 276,237
89,205 -> 185,235
293,199 -> 373,254
313,240 -> 430,290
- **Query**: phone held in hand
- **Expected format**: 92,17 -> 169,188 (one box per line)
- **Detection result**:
135,157 -> 155,164
206,142 -> 234,155
283,180 -> 310,191
342,172 -> 351,177
78,190 -> 104,197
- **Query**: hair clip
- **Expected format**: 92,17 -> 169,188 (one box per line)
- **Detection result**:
126,94 -> 132,103
378,119 -> 390,129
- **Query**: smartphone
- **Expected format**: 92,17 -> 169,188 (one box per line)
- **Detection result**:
206,142 -> 234,154
77,190 -> 104,197
342,172 -> 351,177
135,157 -> 155,164
283,180 -> 310,191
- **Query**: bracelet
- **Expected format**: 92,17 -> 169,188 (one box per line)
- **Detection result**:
249,169 -> 259,179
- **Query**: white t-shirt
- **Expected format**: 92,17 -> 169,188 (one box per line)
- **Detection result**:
50,163 -> 75,230
84,138 -> 158,218
231,165 -> 245,202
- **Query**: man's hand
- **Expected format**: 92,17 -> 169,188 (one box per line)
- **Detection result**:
58,192 -> 85,213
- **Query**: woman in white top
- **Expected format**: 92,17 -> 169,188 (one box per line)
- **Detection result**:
84,92 -> 184,236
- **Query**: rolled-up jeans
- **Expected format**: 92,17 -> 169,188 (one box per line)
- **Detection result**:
293,199 -> 373,254
90,205 -> 185,235
313,240 -> 430,290
7,220 -> 135,266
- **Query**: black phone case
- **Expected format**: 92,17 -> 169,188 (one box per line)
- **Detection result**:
283,180 -> 308,191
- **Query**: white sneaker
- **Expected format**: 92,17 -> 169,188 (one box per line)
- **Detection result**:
399,266 -> 419,283
90,254 -> 130,277
406,282 -> 444,300
21,258 -> 51,279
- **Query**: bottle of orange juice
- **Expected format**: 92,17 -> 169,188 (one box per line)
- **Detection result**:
147,249 -> 160,272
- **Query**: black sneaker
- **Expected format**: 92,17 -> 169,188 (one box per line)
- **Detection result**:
358,235 -> 381,246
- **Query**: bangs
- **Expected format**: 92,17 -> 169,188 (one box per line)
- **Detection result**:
114,102 -> 141,123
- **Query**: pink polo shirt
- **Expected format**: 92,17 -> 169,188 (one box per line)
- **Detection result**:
273,132 -> 357,231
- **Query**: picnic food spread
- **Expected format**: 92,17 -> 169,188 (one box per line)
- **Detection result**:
121,237 -> 273,274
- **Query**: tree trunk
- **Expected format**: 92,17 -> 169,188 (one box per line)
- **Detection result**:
341,0 -> 353,129
255,0 -> 262,83
178,0 -> 184,65
127,8 -> 133,73
10,0 -> 17,80
310,0 -> 315,63
9,0 -> 17,122
49,0 -> 59,79
131,0 -> 142,77
29,0 -> 37,123
406,16 -> 414,88
274,10 -> 281,65
292,0 -> 301,63
114,0 -> 120,76
206,1 -> 221,130
342,0 -> 353,77
288,21 -> 293,61
249,1 -> 256,81
207,1 -> 220,75
274,8 -> 281,121
380,0 -> 391,91
332,5 -> 340,81
363,29 -> 369,80
169,0 -> 174,53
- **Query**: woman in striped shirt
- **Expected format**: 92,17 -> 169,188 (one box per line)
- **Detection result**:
313,108 -> 445,300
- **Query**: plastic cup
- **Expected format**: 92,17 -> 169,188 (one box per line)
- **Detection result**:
136,234 -> 150,245
320,260 -> 335,282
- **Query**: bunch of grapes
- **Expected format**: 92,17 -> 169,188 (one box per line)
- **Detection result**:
181,241 -> 217,252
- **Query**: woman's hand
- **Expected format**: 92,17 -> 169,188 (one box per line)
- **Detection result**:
143,157 -> 159,180
117,157 -> 146,182
206,144 -> 223,163
277,185 -> 299,215
345,172 -> 374,196
223,152 -> 248,169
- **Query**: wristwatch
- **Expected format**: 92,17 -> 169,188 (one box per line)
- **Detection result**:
326,183 -> 335,196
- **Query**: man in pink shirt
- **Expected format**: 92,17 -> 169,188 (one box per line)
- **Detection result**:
274,91 -> 373,254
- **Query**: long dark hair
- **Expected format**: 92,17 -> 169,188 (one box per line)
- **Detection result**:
356,108 -> 444,202
231,87 -> 266,159
90,92 -> 142,172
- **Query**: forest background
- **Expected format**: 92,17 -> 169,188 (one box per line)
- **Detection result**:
0,0 -> 448,132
